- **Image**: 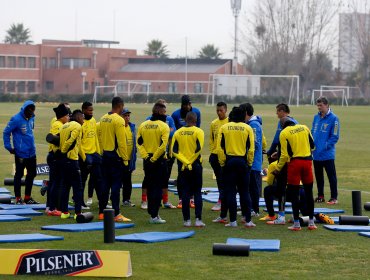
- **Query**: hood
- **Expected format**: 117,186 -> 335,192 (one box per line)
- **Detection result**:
20,100 -> 35,118
248,115 -> 260,124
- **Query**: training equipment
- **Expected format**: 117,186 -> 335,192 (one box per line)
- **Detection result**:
339,215 -> 369,226
358,232 -> 370,238
0,215 -> 31,222
299,216 -> 310,227
75,212 -> 94,223
0,209 -> 42,216
0,188 -> 10,194
116,231 -> 195,243
315,213 -> 334,224
0,197 -> 11,204
132,183 -> 142,188
0,233 -> 63,243
42,222 -> 134,232
168,179 -> 177,186
104,209 -> 115,243
352,190 -> 362,216
324,225 -> 370,232
3,178 -> 44,186
364,202 -> 370,211
0,203 -> 73,210
264,207 -> 345,214
226,238 -> 280,252
212,243 -> 250,256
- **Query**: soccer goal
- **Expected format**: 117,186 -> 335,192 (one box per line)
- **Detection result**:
206,74 -> 300,106
92,85 -> 117,104
311,89 -> 348,106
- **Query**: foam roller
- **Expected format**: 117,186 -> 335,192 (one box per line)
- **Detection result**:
75,212 -> 94,223
352,190 -> 362,216
168,179 -> 177,186
4,178 -> 25,186
212,243 -> 250,256
299,216 -> 309,227
364,202 -> 370,211
0,197 -> 11,204
339,215 -> 369,226
104,209 -> 115,243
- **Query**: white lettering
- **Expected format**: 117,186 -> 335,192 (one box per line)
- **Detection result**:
26,257 -> 36,273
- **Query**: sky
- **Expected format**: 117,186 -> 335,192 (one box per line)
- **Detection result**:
0,0 -> 255,59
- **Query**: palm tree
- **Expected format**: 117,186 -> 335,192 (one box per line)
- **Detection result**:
4,23 -> 33,44
144,39 -> 169,58
198,44 -> 222,59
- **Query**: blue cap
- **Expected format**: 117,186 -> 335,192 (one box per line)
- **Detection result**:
121,108 -> 131,115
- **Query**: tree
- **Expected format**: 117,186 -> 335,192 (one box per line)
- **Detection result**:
144,39 -> 169,58
4,23 -> 33,44
198,44 -> 222,59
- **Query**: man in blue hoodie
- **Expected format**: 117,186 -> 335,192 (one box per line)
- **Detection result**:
311,96 -> 340,205
3,100 -> 38,204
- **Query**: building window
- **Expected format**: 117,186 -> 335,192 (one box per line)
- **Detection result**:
42,58 -> 47,68
17,81 -> 26,93
0,56 -> 5,68
62,58 -> 91,68
8,56 -> 16,68
28,57 -> 36,68
27,81 -> 36,93
48,58 -> 56,68
7,81 -> 16,92
84,81 -> 89,91
194,83 -> 203,93
168,82 -> 177,93
19,57 -> 26,68
0,81 -> 4,93
45,81 -> 54,90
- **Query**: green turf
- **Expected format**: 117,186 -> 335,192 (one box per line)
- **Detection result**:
0,102 -> 369,280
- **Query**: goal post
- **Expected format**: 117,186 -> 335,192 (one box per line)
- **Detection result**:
92,85 -> 117,104
311,89 -> 348,106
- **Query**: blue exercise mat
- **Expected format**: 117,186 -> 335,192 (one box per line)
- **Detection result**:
264,207 -> 344,214
33,180 -> 43,186
0,187 -> 10,194
324,225 -> 370,232
226,238 -> 280,252
0,233 -> 63,243
115,231 -> 195,243
0,209 -> 42,216
42,222 -> 135,232
358,232 -> 370,238
0,215 -> 31,222
132,183 -> 142,188
0,194 -> 14,199
0,204 -> 74,210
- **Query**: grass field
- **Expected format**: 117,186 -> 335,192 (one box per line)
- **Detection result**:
0,102 -> 369,280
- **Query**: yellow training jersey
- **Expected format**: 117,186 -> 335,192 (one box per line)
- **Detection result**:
48,119 -> 63,153
217,121 -> 255,167
60,121 -> 85,161
209,117 -> 228,154
99,112 -> 128,161
125,125 -> 134,160
137,120 -> 169,161
277,124 -> 315,171
172,126 -> 204,167
266,160 -> 278,186
81,117 -> 100,155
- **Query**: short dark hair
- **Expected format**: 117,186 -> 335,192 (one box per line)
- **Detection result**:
181,95 -> 191,105
112,97 -> 124,109
276,103 -> 290,113
316,96 -> 329,105
229,106 -> 246,122
152,102 -> 166,114
239,102 -> 254,117
82,101 -> 93,110
216,101 -> 227,109
185,111 -> 197,123
71,109 -> 83,121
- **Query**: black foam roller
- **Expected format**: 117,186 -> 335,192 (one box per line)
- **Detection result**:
103,209 -> 115,243
364,202 -> 370,211
76,212 -> 94,223
0,197 -> 11,204
299,216 -> 309,227
168,179 -> 177,186
4,178 -> 25,186
212,243 -> 250,256
339,215 -> 369,226
352,190 -> 362,216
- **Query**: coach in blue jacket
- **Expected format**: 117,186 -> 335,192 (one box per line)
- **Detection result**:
3,100 -> 38,204
311,96 -> 340,205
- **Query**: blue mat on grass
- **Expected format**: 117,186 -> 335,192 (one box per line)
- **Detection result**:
264,207 -> 344,214
33,180 -> 43,186
0,203 -> 73,210
0,215 -> 31,222
358,232 -> 370,238
42,222 -> 135,232
115,231 -> 195,243
0,187 -> 10,194
0,209 -> 42,216
324,225 -> 370,232
0,233 -> 63,243
0,194 -> 14,199
226,238 -> 280,252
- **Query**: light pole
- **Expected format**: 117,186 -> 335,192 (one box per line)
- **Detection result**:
81,72 -> 87,95
230,0 -> 242,75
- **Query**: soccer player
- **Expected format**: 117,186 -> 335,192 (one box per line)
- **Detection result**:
209,102 -> 228,213
312,96 -> 340,205
59,110 -> 85,219
121,108 -> 137,207
171,95 -> 201,208
137,102 -> 170,224
172,112 -> 205,227
273,117 -> 316,231
99,97 -> 131,222
3,100 -> 38,205
217,106 -> 255,228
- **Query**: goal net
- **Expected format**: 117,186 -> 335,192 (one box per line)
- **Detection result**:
92,86 -> 117,104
